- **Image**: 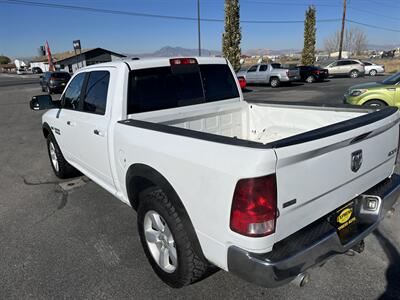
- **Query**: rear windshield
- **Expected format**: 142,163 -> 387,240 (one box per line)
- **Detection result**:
271,63 -> 282,69
382,72 -> 400,85
52,72 -> 70,79
128,64 -> 239,114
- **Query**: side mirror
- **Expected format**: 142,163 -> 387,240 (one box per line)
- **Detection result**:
30,95 -> 60,110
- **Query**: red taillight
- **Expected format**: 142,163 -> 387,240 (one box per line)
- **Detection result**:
238,77 -> 246,89
50,77 -> 56,81
230,175 -> 277,237
312,70 -> 321,74
170,58 -> 198,65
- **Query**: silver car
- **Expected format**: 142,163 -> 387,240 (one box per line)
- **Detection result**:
362,61 -> 385,76
325,59 -> 365,78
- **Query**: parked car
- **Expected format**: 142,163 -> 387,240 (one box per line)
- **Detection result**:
30,57 -> 400,289
40,71 -> 71,94
344,72 -> 400,107
237,63 -> 300,87
32,67 -> 43,74
362,61 -> 385,76
237,76 -> 246,90
296,65 -> 329,83
325,59 -> 365,78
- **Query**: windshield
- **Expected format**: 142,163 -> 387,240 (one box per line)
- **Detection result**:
382,72 -> 400,85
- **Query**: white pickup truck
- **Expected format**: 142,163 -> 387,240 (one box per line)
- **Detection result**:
30,57 -> 400,289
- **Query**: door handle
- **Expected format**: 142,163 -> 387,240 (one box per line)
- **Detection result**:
66,121 -> 76,126
93,129 -> 105,137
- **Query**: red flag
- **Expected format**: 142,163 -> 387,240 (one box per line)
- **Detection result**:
45,41 -> 55,71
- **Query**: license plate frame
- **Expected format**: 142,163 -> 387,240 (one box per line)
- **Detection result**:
331,201 -> 357,232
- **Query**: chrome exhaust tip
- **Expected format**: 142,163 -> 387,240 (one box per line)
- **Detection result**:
292,272 -> 311,287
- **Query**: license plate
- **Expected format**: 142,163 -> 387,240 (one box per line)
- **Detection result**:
332,201 -> 357,231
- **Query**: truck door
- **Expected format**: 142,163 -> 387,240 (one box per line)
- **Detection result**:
257,64 -> 269,83
245,65 -> 259,84
59,70 -> 114,189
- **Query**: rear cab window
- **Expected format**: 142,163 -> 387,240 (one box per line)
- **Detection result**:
127,63 -> 240,114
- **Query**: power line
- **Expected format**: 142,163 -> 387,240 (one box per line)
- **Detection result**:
346,19 -> 400,33
1,0 -> 399,32
0,0 -> 339,24
347,5 -> 400,21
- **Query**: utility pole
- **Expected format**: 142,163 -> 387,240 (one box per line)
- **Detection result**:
338,0 -> 347,60
197,0 -> 201,56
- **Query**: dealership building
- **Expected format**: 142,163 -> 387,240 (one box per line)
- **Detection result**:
30,48 -> 126,73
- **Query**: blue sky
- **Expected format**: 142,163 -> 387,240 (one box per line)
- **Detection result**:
0,0 -> 399,58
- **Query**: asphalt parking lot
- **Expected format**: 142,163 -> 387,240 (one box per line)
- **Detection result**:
0,73 -> 399,299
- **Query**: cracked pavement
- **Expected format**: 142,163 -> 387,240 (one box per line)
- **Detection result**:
0,75 -> 399,299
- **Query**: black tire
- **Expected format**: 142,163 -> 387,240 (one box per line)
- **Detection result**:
305,75 -> 315,83
46,85 -> 52,94
363,100 -> 387,108
270,77 -> 280,88
137,188 -> 214,288
349,70 -> 360,78
46,134 -> 79,179
41,84 -> 45,92
369,69 -> 377,76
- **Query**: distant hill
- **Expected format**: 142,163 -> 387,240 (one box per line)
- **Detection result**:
128,46 -> 221,58
366,44 -> 400,51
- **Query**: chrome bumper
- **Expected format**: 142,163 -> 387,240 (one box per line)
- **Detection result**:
227,174 -> 400,288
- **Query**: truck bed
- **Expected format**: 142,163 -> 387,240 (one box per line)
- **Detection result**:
129,100 -> 367,145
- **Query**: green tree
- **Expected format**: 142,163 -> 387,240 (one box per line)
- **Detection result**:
301,6 -> 316,65
0,55 -> 11,65
222,0 -> 242,71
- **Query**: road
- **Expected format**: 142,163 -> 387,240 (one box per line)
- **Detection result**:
0,73 -> 399,299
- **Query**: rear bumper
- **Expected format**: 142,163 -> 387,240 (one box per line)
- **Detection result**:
227,174 -> 400,288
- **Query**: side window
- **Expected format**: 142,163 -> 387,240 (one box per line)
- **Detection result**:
62,73 -> 86,110
248,65 -> 258,72
259,65 -> 268,72
363,62 -> 372,66
336,61 -> 345,66
329,62 -> 338,67
82,71 -> 110,115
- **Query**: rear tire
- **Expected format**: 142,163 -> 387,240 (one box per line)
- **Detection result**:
369,69 -> 377,76
363,100 -> 387,108
305,75 -> 315,83
270,77 -> 280,88
137,188 -> 215,288
349,70 -> 360,78
46,85 -> 52,94
47,134 -> 79,179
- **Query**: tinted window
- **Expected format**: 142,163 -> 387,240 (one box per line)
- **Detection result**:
362,61 -> 372,66
52,72 -> 70,79
200,64 -> 239,102
271,63 -> 282,69
62,73 -> 85,110
259,65 -> 268,72
350,60 -> 360,65
83,71 -> 110,115
336,61 -> 346,66
248,65 -> 258,72
128,64 -> 239,114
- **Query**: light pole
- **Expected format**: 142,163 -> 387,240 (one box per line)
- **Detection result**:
197,0 -> 201,56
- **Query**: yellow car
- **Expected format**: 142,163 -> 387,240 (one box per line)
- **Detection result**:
344,72 -> 400,107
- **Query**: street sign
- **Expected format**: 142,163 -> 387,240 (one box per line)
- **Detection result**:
73,40 -> 81,50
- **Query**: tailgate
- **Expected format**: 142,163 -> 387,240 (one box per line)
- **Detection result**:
273,107 -> 399,242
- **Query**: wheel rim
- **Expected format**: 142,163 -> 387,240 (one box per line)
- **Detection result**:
271,80 -> 278,87
49,142 -> 59,172
144,210 -> 177,273
351,71 -> 358,78
370,70 -> 377,76
306,76 -> 314,83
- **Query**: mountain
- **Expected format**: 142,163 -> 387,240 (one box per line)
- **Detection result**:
366,44 -> 400,51
128,46 -> 221,58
